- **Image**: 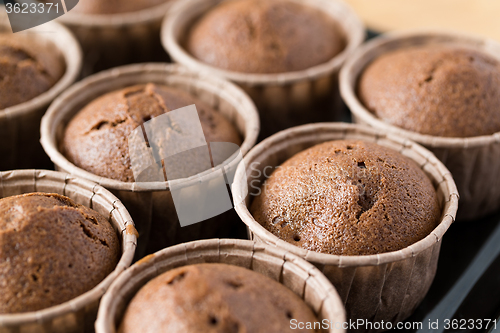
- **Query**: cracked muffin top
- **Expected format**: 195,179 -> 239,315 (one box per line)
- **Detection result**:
63,83 -> 242,182
358,44 -> 500,137
118,263 -> 319,333
71,0 -> 170,14
0,33 -> 65,109
0,193 -> 119,313
251,140 -> 441,256
185,0 -> 345,74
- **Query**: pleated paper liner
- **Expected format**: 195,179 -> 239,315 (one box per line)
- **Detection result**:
55,0 -> 175,75
232,123 -> 459,332
41,63 -> 260,258
0,7 -> 82,171
95,238 -> 346,333
340,29 -> 500,221
0,169 -> 137,333
161,0 -> 365,139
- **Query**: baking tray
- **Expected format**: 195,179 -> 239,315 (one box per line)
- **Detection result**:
391,213 -> 500,333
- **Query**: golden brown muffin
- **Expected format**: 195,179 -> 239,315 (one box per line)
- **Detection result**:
119,263 -> 320,333
358,45 -> 500,137
68,0 -> 168,14
0,34 -> 64,110
0,193 -> 120,313
186,0 -> 345,74
63,83 -> 242,182
251,140 -> 441,256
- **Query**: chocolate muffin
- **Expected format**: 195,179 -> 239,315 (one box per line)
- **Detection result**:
0,193 -> 120,313
0,34 -> 64,109
358,44 -> 500,137
186,0 -> 345,74
251,140 -> 441,256
118,263 -> 320,333
69,0 -> 169,14
63,83 -> 242,182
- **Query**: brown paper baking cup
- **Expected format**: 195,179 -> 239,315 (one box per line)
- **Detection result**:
340,29 -> 500,221
95,238 -> 346,333
0,7 -> 82,170
0,169 -> 136,333
161,0 -> 365,138
41,63 -> 260,257
232,123 -> 459,330
56,1 -> 175,74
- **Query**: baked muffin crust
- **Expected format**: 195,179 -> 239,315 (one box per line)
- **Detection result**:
69,0 -> 168,14
251,140 -> 441,256
186,0 -> 345,74
63,83 -> 242,182
119,263 -> 320,333
0,193 -> 120,313
359,45 -> 500,137
0,34 -> 64,109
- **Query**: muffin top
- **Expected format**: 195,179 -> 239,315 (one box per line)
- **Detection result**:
63,83 -> 242,182
119,263 -> 319,333
358,44 -> 500,137
186,0 -> 345,74
251,140 -> 441,256
71,0 -> 169,14
0,33 -> 64,110
0,193 -> 120,313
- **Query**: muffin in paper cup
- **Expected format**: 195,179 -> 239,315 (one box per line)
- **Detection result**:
161,0 -> 365,139
0,169 -> 136,333
340,30 -> 500,221
95,238 -> 346,333
41,63 -> 260,257
232,123 -> 459,331
56,0 -> 175,74
0,7 -> 82,170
